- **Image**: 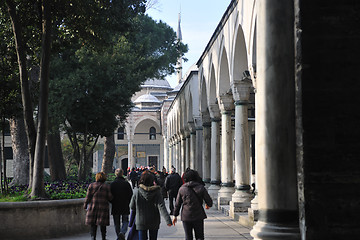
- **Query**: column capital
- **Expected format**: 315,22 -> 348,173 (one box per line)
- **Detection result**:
187,121 -> 196,133
201,111 -> 211,126
208,103 -> 221,119
218,92 -> 234,113
231,77 -> 253,103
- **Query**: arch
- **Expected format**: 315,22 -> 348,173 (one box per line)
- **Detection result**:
200,75 -> 209,114
149,126 -> 156,140
133,115 -> 160,131
209,64 -> 217,105
187,92 -> 194,123
117,127 -> 125,140
218,46 -> 231,96
134,118 -> 160,135
232,25 -> 248,81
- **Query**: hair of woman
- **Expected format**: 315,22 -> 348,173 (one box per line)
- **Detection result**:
95,172 -> 107,183
183,169 -> 201,183
139,171 -> 155,187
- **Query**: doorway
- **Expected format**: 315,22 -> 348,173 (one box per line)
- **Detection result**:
148,156 -> 158,169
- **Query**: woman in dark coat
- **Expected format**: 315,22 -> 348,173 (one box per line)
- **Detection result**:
84,172 -> 113,240
172,169 -> 213,240
130,171 -> 172,240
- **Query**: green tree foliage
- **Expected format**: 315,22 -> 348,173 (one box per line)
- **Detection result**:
2,0 -> 148,195
49,14 -> 187,180
0,7 -> 22,194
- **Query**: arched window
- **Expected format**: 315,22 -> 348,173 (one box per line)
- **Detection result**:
149,127 -> 156,140
117,127 -> 125,140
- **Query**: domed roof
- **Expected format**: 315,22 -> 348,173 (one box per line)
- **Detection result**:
141,78 -> 172,89
134,94 -> 161,104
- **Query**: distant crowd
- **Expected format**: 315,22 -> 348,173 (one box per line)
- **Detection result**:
84,165 -> 212,240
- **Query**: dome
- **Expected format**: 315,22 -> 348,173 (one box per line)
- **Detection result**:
134,94 -> 161,104
141,78 -> 172,89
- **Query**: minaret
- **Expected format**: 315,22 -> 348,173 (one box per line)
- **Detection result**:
176,12 -> 183,84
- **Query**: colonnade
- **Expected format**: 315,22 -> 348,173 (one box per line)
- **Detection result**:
166,77 -> 254,214
166,0 -> 301,239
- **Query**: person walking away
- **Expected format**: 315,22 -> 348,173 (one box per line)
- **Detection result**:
129,168 -> 138,188
149,167 -> 159,185
165,167 -> 182,215
157,167 -> 168,199
110,168 -> 133,240
172,169 -> 213,240
84,172 -> 113,240
130,171 -> 172,240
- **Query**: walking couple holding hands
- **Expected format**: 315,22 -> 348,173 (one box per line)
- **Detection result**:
84,168 -> 212,240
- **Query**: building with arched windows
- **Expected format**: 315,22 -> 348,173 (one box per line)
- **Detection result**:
92,78 -> 176,172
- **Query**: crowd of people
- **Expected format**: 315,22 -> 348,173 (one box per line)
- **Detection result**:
84,165 -> 213,240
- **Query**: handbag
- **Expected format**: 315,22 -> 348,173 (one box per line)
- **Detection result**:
127,210 -> 139,240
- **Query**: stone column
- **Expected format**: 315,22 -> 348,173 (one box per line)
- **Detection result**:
217,93 -> 235,207
230,78 -> 254,215
176,137 -> 181,173
168,141 -> 172,171
250,0 -> 300,239
174,137 -> 180,171
202,117 -> 211,183
181,135 -> 187,174
208,104 -> 221,204
185,134 -> 190,169
190,131 -> 196,170
128,139 -> 135,168
163,136 -> 168,170
195,127 -> 203,177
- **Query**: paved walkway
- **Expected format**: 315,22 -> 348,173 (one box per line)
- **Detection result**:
44,202 -> 251,240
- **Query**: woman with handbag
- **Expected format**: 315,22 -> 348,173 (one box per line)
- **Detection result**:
84,172 -> 113,240
129,171 -> 172,240
172,169 -> 213,240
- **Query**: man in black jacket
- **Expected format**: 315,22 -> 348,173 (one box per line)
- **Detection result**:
110,168 -> 133,240
165,167 -> 183,215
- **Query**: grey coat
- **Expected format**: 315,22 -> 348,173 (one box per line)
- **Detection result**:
130,184 -> 172,230
173,181 -> 213,222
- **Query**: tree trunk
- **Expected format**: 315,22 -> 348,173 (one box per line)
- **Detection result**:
78,134 -> 99,181
6,0 -> 37,190
47,125 -> 66,181
102,134 -> 115,174
31,0 -> 51,198
1,118 -> 8,193
9,117 -> 29,186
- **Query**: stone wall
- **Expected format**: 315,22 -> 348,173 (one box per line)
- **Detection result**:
0,198 -> 88,240
297,1 -> 360,239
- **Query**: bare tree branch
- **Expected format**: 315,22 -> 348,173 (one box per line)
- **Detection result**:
146,0 -> 161,12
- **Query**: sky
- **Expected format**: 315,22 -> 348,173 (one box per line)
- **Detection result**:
146,0 -> 231,88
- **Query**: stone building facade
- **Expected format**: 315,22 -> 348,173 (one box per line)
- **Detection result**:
93,78 -> 176,172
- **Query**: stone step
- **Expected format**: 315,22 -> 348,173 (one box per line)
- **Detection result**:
220,204 -> 255,228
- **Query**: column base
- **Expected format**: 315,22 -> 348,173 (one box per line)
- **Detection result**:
217,186 -> 235,209
250,220 -> 300,240
248,194 -> 259,221
208,184 -> 221,208
229,189 -> 253,216
248,207 -> 259,222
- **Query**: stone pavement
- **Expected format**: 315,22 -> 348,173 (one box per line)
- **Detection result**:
43,204 -> 251,240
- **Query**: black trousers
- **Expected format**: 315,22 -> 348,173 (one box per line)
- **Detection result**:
182,219 -> 204,240
91,225 -> 106,240
168,194 -> 176,215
